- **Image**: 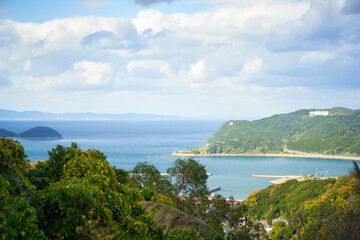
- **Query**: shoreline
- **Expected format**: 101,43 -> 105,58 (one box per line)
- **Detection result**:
171,152 -> 360,161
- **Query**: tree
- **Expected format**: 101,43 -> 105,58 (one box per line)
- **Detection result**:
131,161 -> 172,196
167,158 -> 208,204
40,148 -> 177,239
27,143 -> 80,190
0,138 -> 44,239
271,221 -> 295,240
0,175 -> 44,239
0,138 -> 32,195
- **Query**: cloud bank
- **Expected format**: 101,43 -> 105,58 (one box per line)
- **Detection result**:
0,0 -> 359,118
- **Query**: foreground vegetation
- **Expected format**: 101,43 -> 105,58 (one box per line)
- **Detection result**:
2,137 -> 359,239
187,107 -> 360,156
0,138 -> 256,239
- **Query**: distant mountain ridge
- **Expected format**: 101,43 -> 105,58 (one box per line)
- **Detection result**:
184,107 -> 360,157
0,109 -> 184,121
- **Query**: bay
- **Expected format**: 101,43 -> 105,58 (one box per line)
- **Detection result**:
0,120 -> 355,200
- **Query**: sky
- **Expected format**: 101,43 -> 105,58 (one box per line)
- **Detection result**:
0,0 -> 359,119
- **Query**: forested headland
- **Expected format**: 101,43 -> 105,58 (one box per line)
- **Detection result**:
178,107 -> 360,157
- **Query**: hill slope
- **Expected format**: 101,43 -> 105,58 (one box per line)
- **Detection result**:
243,170 -> 360,239
201,108 -> 360,156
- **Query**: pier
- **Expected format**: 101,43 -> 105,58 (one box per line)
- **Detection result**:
130,173 -> 212,176
208,186 -> 221,193
252,175 -> 286,178
252,174 -> 302,184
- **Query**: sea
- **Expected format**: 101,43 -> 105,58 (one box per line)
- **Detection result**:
0,120 -> 356,200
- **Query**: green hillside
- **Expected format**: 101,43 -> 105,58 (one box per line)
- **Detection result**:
203,108 -> 360,156
243,166 -> 360,239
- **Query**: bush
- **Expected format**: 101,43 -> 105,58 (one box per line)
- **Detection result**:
0,175 -> 44,239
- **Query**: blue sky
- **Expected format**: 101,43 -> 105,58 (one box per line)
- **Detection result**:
1,0 -> 216,22
0,0 -> 359,119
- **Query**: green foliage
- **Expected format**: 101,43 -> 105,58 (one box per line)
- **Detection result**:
131,161 -> 172,196
244,179 -> 337,221
27,143 -> 80,190
41,148 -> 173,239
167,158 -> 208,204
245,170 -> 360,239
287,123 -> 360,156
204,108 -> 360,155
0,138 -> 32,195
0,141 -> 44,240
270,221 -> 295,240
0,175 -> 44,239
114,168 -> 130,184
2,141 -> 216,239
132,159 -> 252,239
207,137 -> 282,154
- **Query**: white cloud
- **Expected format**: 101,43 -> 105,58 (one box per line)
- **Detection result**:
240,58 -> 262,79
24,60 -> 31,72
189,60 -> 205,79
72,61 -> 113,86
0,0 -> 359,117
22,61 -> 114,91
127,60 -> 171,78
132,9 -> 171,35
298,51 -> 335,67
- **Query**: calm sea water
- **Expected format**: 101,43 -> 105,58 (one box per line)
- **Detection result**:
0,120 -> 356,200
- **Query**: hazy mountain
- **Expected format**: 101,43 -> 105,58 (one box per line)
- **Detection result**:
0,109 -> 185,121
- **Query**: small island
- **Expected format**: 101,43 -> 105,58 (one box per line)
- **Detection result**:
0,126 -> 63,140
174,107 -> 360,160
0,129 -> 18,137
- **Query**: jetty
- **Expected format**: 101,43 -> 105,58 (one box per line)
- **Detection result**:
252,174 -> 302,184
208,186 -> 221,193
130,173 -> 212,176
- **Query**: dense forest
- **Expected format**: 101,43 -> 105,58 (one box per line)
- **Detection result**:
194,107 -> 360,156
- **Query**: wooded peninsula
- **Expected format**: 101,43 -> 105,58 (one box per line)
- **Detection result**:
175,107 -> 360,158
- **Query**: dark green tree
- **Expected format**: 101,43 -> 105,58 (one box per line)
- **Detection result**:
270,221 -> 295,240
27,143 -> 80,190
0,138 -> 32,195
131,161 -> 172,196
167,158 -> 209,205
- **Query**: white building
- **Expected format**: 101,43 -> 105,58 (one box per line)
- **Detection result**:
309,110 -> 330,116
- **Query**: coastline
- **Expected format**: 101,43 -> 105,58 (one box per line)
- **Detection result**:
171,152 -> 360,161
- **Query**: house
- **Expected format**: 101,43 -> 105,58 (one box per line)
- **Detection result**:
309,110 -> 329,116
